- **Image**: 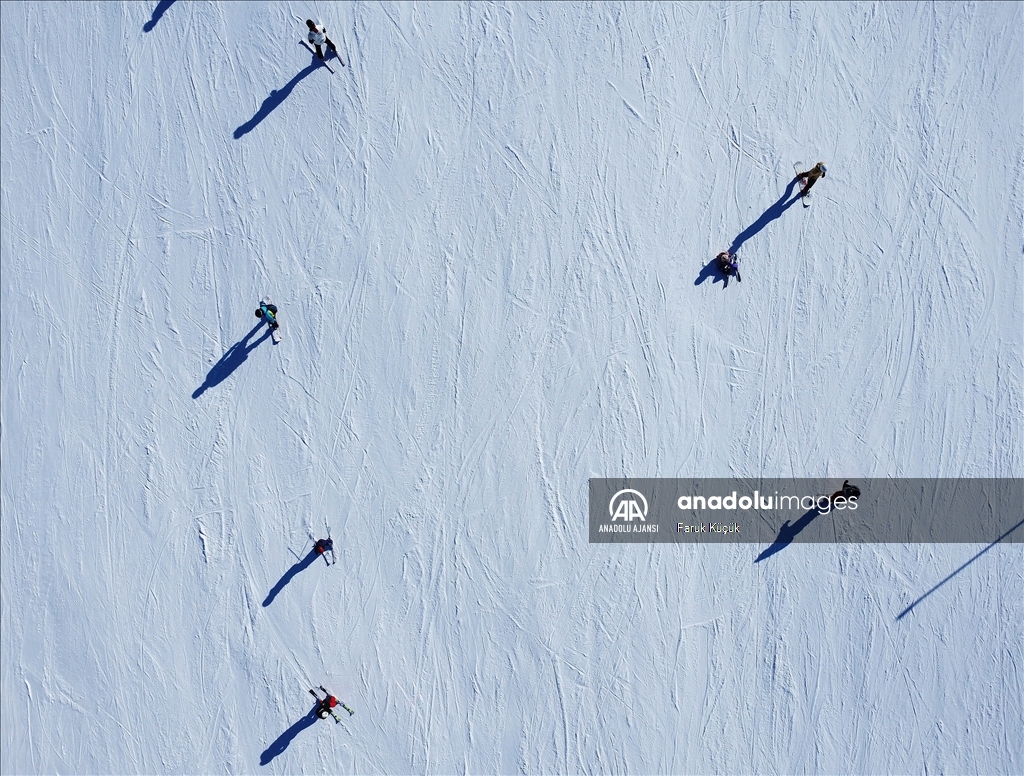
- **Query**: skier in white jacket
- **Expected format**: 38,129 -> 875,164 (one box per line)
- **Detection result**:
306,19 -> 338,61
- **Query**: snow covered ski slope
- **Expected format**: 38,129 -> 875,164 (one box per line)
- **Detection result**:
1,1 -> 1021,774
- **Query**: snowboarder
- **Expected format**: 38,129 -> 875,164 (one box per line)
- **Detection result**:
256,298 -> 283,342
256,300 -> 279,331
314,537 -> 335,565
716,251 -> 741,285
306,20 -> 338,60
796,162 -> 827,197
829,479 -> 860,503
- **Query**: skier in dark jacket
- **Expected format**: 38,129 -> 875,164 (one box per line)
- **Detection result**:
797,162 -> 827,197
716,251 -> 741,284
314,537 -> 334,565
314,538 -> 333,556
829,480 -> 860,503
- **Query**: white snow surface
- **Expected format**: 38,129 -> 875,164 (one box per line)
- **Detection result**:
2,2 -> 1022,774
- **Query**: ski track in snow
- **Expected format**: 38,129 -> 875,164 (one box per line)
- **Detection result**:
1,2 -> 1022,774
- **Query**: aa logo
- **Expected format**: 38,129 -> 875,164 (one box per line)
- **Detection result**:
609,489 -> 648,522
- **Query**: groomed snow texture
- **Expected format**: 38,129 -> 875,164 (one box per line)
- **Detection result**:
2,2 -> 1022,774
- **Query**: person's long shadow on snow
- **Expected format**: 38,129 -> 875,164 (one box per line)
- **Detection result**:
695,176 -> 803,287
259,704 -> 319,765
728,176 -> 803,254
143,0 -> 177,32
234,61 -> 321,139
754,507 -> 821,562
262,549 -> 319,607
896,516 -> 1024,620
192,323 -> 270,399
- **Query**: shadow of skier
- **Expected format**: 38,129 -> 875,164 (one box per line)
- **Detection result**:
143,0 -> 176,32
259,705 -> 319,765
754,507 -> 822,562
728,176 -> 803,254
234,62 -> 321,139
192,323 -> 270,399
896,517 -> 1024,620
262,549 -> 319,607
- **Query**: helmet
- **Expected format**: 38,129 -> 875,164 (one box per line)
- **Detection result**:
818,163 -> 827,174
306,19 -> 315,27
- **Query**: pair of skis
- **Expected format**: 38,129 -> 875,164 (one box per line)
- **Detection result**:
309,686 -> 354,723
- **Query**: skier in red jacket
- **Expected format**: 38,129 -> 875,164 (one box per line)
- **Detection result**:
310,686 -> 354,721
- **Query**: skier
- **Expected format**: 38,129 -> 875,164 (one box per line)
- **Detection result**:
314,537 -> 335,565
310,685 -> 354,720
316,692 -> 339,719
796,162 -> 827,197
716,251 -> 741,285
306,19 -> 338,60
255,301 -> 279,330
829,479 -> 860,503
